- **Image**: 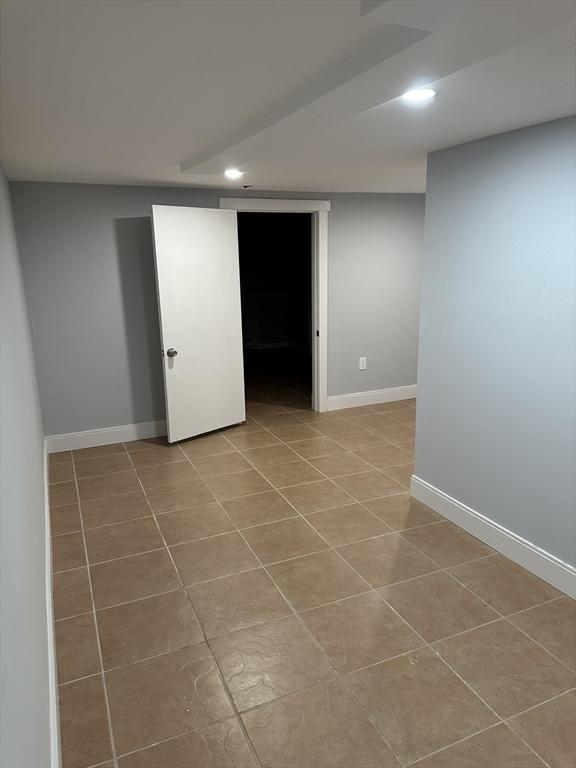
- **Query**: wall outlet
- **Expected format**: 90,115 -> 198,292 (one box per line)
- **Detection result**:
359,356 -> 367,370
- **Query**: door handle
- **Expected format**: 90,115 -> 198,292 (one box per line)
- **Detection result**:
166,348 -> 178,357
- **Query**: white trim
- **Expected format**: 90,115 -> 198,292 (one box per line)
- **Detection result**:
411,475 -> 576,598
44,441 -> 61,767
46,420 -> 166,453
313,210 -> 328,411
219,197 -> 330,212
219,198 -> 329,412
326,385 -> 417,411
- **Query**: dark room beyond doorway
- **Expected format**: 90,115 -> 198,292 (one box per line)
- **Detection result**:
237,212 -> 312,409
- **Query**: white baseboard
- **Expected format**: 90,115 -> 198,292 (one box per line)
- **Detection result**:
326,385 -> 417,412
44,442 -> 61,767
46,419 -> 167,453
411,475 -> 576,598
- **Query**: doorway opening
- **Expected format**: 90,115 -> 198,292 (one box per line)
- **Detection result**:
237,212 -> 312,410
219,197 -> 330,413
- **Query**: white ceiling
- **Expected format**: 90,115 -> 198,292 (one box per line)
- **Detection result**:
1,0 -> 574,192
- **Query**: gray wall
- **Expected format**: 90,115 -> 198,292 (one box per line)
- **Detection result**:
0,169 -> 53,766
416,117 -> 576,566
10,184 -> 424,435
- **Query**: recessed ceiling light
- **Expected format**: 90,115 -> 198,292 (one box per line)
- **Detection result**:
224,168 -> 243,179
401,88 -> 436,104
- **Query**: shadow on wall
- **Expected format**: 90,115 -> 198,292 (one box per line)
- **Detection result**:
114,217 -> 165,424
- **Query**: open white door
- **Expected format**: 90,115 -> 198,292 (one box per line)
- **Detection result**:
151,205 -> 245,443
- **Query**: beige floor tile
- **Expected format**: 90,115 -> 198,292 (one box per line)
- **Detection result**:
53,567 -> 93,619
372,424 -> 415,443
180,433 -> 234,459
268,550 -> 368,611
74,452 -> 133,479
380,571 -> 499,642
56,613 -> 100,683
270,424 -> 322,442
170,531 -> 258,585
81,490 -> 150,528
301,592 -> 421,672
346,413 -> 398,430
293,411 -> 347,425
50,503 -> 82,536
288,436 -> 344,458
136,461 -> 199,490
315,420 -> 366,437
226,429 -> 281,450
242,517 -> 327,564
124,437 -> 172,453
373,400 -> 416,412
305,503 -> 391,546
188,568 -> 290,639
97,589 -> 203,669
338,533 -> 438,587
281,479 -> 353,514
52,532 -> 86,572
259,459 -> 325,488
346,647 -> 497,764
59,675 -> 112,768
207,470 -> 273,500
395,438 -> 415,454
223,418 -> 262,434
191,451 -> 253,477
365,493 -> 442,530
73,443 -> 125,460
77,470 -> 141,501
211,616 -> 334,710
130,444 -> 186,468
509,597 -> 576,669
106,643 -> 234,755
50,450 -> 72,464
448,555 -> 562,615
402,521 -> 494,567
433,620 -> 575,717
411,723 -> 547,768
222,490 -> 298,528
242,444 -> 300,468
332,431 -> 386,450
387,407 -> 416,424
50,481 -> 78,508
117,718 -> 257,768
84,517 -> 163,563
508,690 -> 576,768
334,470 -> 404,501
336,405 -> 380,417
382,463 -> 414,488
49,461 -> 75,484
309,452 -> 372,477
255,412 -> 303,428
156,502 -> 234,544
242,679 -> 400,768
90,549 -> 181,609
146,479 -> 215,514
247,402 -> 287,417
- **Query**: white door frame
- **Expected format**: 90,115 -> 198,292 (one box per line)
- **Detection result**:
219,198 -> 329,411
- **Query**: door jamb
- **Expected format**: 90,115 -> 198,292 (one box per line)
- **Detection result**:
219,198 -> 329,411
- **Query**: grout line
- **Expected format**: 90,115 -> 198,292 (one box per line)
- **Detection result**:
110,715 -> 262,766
440,568 -> 576,675
124,438 -> 264,768
215,425 -> 413,765
69,449 -> 120,768
224,404 -> 573,765
51,395 -> 570,768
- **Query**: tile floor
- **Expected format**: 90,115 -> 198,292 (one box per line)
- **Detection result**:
49,387 -> 576,768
